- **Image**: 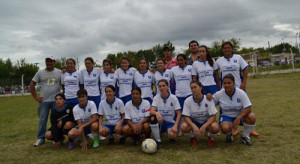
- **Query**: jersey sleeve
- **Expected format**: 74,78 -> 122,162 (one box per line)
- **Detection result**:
173,96 -> 181,111
124,104 -> 131,120
98,102 -> 104,115
90,101 -> 98,115
239,55 -> 249,70
73,107 -> 81,121
207,100 -> 218,116
119,100 -> 125,114
240,90 -> 252,110
182,100 -> 190,117
191,62 -> 197,76
60,73 -> 65,85
213,59 -> 218,71
151,95 -> 158,107
213,90 -> 221,105
144,100 -> 151,117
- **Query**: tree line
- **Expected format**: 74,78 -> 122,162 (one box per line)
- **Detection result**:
1,38 -> 298,86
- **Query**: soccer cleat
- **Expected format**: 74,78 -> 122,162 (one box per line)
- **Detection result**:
156,141 -> 161,150
241,136 -> 252,146
226,133 -> 233,143
34,139 -> 45,147
100,136 -> 106,140
93,139 -> 100,148
68,141 -> 75,150
132,135 -> 141,146
108,137 -> 114,145
232,129 -> 240,136
250,131 -> 259,136
190,137 -> 197,146
207,137 -> 214,147
178,131 -> 183,137
119,136 -> 127,145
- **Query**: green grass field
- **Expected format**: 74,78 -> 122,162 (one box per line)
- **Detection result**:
0,73 -> 300,164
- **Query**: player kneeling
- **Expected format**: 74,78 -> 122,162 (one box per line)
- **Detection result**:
180,81 -> 220,147
149,79 -> 181,148
92,85 -> 126,147
67,89 -> 99,151
122,87 -> 151,145
45,93 -> 75,150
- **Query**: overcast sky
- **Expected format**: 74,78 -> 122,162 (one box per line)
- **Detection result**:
0,0 -> 299,69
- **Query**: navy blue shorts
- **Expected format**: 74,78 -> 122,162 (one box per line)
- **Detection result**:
191,119 -> 206,128
219,115 -> 243,126
104,122 -> 126,134
120,94 -> 132,104
66,98 -> 78,107
161,121 -> 175,132
143,97 -> 153,105
203,85 -> 218,95
88,96 -> 101,110
75,126 -> 91,135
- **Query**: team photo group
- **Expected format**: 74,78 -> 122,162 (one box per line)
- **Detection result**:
30,40 -> 258,152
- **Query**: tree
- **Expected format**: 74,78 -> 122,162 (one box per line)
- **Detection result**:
209,38 -> 241,57
14,58 -> 39,85
55,57 -> 67,70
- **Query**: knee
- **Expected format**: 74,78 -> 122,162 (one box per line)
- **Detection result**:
68,129 -> 76,139
221,123 -> 232,134
115,127 -> 122,134
168,131 -> 177,139
143,123 -> 150,132
209,122 -> 220,134
91,122 -> 99,131
45,131 -> 52,140
180,122 -> 190,133
122,125 -> 130,135
244,112 -> 256,124
64,121 -> 74,130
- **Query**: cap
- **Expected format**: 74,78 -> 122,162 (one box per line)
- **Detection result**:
163,46 -> 172,51
45,55 -> 55,61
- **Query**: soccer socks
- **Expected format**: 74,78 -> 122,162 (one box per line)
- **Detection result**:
208,132 -> 217,140
186,132 -> 194,138
242,123 -> 255,138
150,123 -> 161,142
92,132 -> 99,141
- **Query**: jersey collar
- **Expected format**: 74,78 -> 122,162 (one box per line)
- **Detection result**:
79,101 -> 88,112
224,54 -> 234,61
106,97 -> 116,109
225,87 -> 236,100
55,104 -> 67,112
161,93 -> 170,104
66,69 -> 77,75
179,65 -> 187,70
158,69 -> 166,76
133,98 -> 143,110
87,67 -> 94,75
139,70 -> 148,77
193,95 -> 204,106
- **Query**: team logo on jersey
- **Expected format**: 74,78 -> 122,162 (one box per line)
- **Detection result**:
88,108 -> 91,112
142,109 -> 145,113
93,74 -> 96,77
237,98 -> 241,103
129,73 -> 133,76
188,69 -> 192,72
74,75 -> 77,78
234,59 -> 237,63
165,74 -> 169,77
66,109 -> 70,113
205,103 -> 208,108
148,76 -> 151,79
110,76 -> 114,79
170,102 -> 173,106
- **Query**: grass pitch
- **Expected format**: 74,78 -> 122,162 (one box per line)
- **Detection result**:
0,72 -> 299,164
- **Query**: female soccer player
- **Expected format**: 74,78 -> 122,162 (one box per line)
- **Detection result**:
116,56 -> 137,104
96,85 -> 126,146
192,45 -> 220,94
134,58 -> 155,104
171,54 -> 192,111
100,59 -> 118,101
81,57 -> 102,109
212,74 -> 256,146
61,58 -> 83,106
122,87 -> 151,145
67,89 -> 98,151
180,81 -> 219,147
154,58 -> 173,95
216,42 -> 258,136
149,79 -> 181,147
45,93 -> 75,150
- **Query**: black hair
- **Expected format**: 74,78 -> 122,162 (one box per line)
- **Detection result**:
156,58 -> 165,64
190,81 -> 204,94
199,45 -> 214,67
105,85 -> 116,92
66,58 -> 76,65
55,93 -> 66,100
158,79 -> 169,86
121,56 -> 132,68
103,59 -> 112,66
223,74 -> 235,83
84,57 -> 94,64
189,40 -> 199,47
131,87 -> 142,95
221,41 -> 234,49
77,89 -> 88,97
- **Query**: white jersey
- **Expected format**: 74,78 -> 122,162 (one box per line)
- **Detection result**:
213,88 -> 252,118
73,100 -> 98,123
192,60 -> 218,86
100,72 -> 117,101
216,54 -> 248,87
154,69 -> 172,95
81,67 -> 102,97
134,70 -> 154,99
98,97 -> 125,126
171,65 -> 192,97
116,67 -> 137,98
152,94 -> 181,123
61,70 -> 83,99
182,95 -> 217,124
125,99 -> 151,125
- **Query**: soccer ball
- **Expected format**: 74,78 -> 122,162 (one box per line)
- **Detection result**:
141,138 -> 157,154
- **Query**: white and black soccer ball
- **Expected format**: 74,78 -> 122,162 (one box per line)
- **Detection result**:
141,138 -> 157,154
